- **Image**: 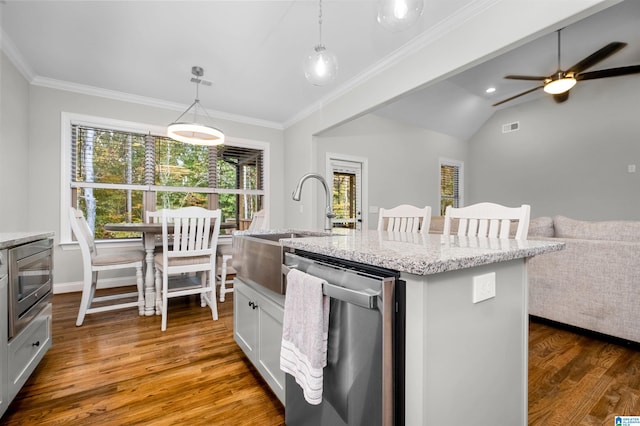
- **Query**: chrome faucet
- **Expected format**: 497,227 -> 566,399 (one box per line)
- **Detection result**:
292,173 -> 335,231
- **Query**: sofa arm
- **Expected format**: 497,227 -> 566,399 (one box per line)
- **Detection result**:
528,237 -> 640,343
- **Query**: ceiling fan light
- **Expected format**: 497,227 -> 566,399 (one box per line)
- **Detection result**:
544,77 -> 577,94
377,0 -> 424,32
303,44 -> 339,86
167,122 -> 224,146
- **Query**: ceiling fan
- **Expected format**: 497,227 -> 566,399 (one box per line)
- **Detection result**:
492,29 -> 640,107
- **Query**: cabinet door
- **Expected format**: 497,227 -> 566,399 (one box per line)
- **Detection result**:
7,303 -> 52,402
234,280 -> 257,356
0,275 -> 8,417
257,297 -> 285,403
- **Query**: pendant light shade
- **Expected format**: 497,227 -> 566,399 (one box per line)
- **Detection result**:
303,45 -> 339,86
304,0 -> 338,86
167,66 -> 224,146
377,0 -> 424,32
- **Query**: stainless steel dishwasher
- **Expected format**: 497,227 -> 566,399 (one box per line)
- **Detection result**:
282,250 -> 405,426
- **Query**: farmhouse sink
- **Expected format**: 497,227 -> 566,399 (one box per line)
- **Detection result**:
246,232 -> 310,242
232,231 -> 325,295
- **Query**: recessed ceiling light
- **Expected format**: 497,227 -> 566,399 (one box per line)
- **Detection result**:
485,87 -> 496,94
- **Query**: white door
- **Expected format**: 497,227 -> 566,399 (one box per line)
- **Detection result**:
326,155 -> 366,231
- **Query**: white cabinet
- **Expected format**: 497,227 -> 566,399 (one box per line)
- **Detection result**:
7,303 -> 52,402
0,272 -> 8,417
234,278 -> 286,403
0,266 -> 52,417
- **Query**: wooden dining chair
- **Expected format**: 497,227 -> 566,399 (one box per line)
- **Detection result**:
443,202 -> 531,240
216,209 -> 267,302
153,207 -> 221,331
69,207 -> 145,326
377,204 -> 432,234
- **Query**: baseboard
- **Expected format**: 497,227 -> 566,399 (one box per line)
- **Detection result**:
529,315 -> 640,349
54,276 -> 140,294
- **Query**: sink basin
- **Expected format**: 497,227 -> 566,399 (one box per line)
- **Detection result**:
232,231 -> 320,294
247,232 -> 309,242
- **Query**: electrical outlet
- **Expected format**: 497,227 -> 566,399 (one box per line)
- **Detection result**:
473,272 -> 496,303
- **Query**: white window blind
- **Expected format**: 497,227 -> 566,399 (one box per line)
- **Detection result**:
439,159 -> 463,215
68,120 -> 266,239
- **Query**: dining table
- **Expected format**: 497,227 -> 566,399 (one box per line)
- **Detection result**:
103,222 -> 235,316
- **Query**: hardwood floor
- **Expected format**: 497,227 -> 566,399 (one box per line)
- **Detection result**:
2,289 -> 285,425
528,318 -> 640,425
3,289 -> 640,425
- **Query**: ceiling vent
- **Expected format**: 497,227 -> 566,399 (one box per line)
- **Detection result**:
502,121 -> 520,133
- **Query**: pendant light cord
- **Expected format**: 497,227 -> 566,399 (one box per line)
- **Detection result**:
172,76 -> 213,123
556,28 -> 563,71
318,0 -> 323,46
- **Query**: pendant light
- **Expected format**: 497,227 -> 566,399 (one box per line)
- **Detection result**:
303,0 -> 338,86
377,0 -> 424,32
167,66 -> 224,146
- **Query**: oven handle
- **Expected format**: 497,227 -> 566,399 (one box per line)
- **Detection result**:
281,263 -> 379,310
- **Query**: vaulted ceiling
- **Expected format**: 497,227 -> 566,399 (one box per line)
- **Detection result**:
2,1 -> 638,139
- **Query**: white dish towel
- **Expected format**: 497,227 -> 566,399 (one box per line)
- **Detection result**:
279,268 -> 330,405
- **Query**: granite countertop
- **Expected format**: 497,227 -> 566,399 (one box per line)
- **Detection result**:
278,230 -> 564,276
0,232 -> 55,249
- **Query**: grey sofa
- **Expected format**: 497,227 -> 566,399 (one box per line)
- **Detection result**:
527,215 -> 640,343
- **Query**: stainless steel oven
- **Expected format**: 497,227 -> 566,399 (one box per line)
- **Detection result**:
8,238 -> 53,339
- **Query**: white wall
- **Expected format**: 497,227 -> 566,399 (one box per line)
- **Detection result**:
467,76 -> 640,220
0,52 -> 30,230
317,114 -> 467,229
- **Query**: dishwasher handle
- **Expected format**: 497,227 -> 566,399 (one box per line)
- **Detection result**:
281,264 -> 378,310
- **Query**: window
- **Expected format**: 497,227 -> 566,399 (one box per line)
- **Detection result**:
326,155 -> 366,231
63,113 -> 268,241
333,172 -> 357,229
439,159 -> 463,215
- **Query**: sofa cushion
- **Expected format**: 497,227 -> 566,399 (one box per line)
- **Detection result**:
528,216 -> 555,238
553,215 -> 640,242
429,216 -> 458,234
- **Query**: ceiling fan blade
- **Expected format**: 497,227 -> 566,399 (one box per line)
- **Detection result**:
566,42 -> 627,74
553,92 -> 570,103
492,86 -> 544,107
576,65 -> 640,80
504,75 -> 548,81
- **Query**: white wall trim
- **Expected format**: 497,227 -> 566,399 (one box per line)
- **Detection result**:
0,27 -> 36,81
1,26 -> 281,130
54,276 -> 138,294
35,76 -> 283,130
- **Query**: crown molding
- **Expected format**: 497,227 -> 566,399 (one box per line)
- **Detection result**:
1,23 -> 282,130
31,76 -> 283,130
0,27 -> 36,82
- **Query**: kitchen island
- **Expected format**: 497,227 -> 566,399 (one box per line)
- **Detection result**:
274,230 -> 563,425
